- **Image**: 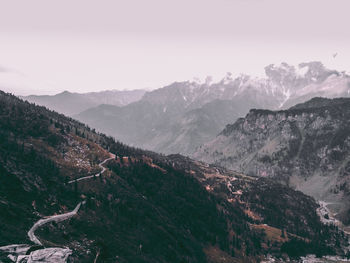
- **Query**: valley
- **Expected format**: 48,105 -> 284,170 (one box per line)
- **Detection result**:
4,63 -> 350,262
1,90 -> 349,262
1,0 -> 349,261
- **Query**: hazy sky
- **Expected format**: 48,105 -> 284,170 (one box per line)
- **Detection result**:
0,0 -> 349,95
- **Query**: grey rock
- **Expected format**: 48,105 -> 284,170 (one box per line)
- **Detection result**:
16,248 -> 72,263
194,97 -> 350,224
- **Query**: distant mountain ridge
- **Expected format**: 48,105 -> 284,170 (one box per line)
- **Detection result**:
75,61 -> 350,155
21,89 -> 146,116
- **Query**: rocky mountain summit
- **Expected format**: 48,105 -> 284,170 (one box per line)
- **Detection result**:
75,62 -> 350,155
194,97 -> 350,226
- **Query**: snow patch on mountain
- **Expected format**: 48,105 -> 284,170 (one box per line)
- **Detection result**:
295,64 -> 309,77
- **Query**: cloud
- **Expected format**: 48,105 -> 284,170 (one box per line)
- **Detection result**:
0,65 -> 12,73
0,66 -> 24,75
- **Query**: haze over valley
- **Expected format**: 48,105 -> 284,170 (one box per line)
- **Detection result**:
1,0 -> 350,262
23,61 -> 350,156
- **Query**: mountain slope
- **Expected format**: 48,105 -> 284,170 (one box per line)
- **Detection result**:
194,97 -> 350,227
75,62 -> 350,155
0,90 -> 347,262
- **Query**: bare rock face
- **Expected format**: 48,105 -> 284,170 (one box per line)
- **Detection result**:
0,245 -> 72,263
16,248 -> 72,263
195,97 -> 350,224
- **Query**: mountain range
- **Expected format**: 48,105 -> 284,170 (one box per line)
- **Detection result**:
74,62 -> 350,155
19,62 -> 350,156
1,90 -> 348,262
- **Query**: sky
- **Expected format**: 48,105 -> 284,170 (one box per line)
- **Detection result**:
0,0 -> 349,95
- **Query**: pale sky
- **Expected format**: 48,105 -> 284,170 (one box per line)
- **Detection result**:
0,0 -> 349,95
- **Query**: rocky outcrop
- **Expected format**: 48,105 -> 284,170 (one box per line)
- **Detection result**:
16,248 -> 72,263
0,245 -> 71,263
195,97 -> 350,224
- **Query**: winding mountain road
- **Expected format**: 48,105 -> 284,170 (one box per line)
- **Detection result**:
30,154 -> 115,245
68,154 -> 115,184
0,154 -> 115,262
28,202 -> 83,246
